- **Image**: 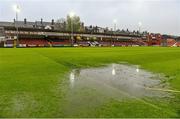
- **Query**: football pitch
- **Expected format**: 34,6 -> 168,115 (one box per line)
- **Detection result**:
0,47 -> 180,118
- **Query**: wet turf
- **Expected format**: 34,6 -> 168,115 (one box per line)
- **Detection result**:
0,47 -> 180,117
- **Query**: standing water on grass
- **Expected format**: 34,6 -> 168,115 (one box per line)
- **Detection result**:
63,64 -> 170,116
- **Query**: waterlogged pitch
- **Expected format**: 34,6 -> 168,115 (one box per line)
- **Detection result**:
0,47 -> 180,117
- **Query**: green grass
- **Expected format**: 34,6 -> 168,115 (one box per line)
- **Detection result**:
0,47 -> 180,117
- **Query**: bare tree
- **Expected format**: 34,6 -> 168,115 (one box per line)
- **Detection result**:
55,18 -> 66,31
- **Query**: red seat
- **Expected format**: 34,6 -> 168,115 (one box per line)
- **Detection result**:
19,39 -> 49,46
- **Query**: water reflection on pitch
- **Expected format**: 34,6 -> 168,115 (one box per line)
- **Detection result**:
69,64 -> 170,98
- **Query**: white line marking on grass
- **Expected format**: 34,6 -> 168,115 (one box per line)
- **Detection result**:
145,87 -> 180,93
88,77 -> 162,110
85,76 -> 176,116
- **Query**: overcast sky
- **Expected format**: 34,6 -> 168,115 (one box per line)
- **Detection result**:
0,0 -> 180,35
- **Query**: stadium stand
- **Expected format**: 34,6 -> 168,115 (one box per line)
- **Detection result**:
99,41 -> 111,47
176,42 -> 180,47
4,40 -> 14,47
49,39 -> 70,47
167,39 -> 177,47
19,39 -> 50,47
77,41 -> 90,47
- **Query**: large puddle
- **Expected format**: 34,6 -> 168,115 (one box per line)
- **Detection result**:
69,64 -> 169,98
63,64 -> 171,116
